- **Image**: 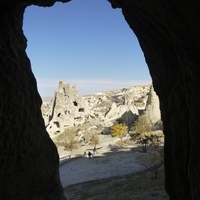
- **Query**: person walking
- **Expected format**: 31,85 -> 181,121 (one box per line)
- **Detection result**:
93,146 -> 96,155
88,151 -> 92,159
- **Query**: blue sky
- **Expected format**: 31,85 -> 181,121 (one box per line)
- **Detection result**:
23,0 -> 152,97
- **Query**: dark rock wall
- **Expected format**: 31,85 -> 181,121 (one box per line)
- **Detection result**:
0,2 -> 67,200
109,0 -> 200,199
1,0 -> 200,199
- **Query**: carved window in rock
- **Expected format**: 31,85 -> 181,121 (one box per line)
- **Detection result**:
63,87 -> 66,95
73,101 -> 78,106
78,108 -> 84,112
65,110 -> 70,114
54,121 -> 60,128
55,130 -> 60,135
74,117 -> 81,120
58,113 -> 61,117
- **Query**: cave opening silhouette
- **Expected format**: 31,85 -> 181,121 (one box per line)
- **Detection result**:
1,0 -> 200,199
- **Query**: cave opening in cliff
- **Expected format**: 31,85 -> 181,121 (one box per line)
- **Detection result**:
22,0 -> 163,194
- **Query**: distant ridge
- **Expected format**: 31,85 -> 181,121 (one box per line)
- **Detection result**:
42,96 -> 53,102
41,81 -> 160,138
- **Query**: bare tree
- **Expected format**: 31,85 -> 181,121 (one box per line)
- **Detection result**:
64,132 -> 79,158
89,133 -> 100,154
138,149 -> 164,179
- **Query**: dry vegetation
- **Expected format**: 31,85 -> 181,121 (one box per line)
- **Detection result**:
57,111 -> 166,200
53,125 -> 101,147
64,168 -> 168,200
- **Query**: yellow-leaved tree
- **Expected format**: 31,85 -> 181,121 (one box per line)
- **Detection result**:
111,123 -> 127,141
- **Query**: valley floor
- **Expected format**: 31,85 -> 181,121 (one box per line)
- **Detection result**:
58,135 -> 168,199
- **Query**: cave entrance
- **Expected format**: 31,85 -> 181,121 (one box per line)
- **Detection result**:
22,0 -> 159,194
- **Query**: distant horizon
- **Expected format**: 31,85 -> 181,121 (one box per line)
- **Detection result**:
37,78 -> 152,99
24,1 -> 152,98
40,79 -> 152,101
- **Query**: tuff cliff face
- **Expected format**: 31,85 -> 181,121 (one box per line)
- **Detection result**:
1,0 -> 200,199
0,2 -> 67,200
42,81 -> 160,138
144,85 -> 161,124
108,1 -> 200,199
42,81 -> 92,138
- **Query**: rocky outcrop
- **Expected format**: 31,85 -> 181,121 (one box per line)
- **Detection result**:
42,81 -> 161,138
144,85 -> 161,124
84,85 -> 152,127
121,110 -> 138,132
43,81 -> 91,138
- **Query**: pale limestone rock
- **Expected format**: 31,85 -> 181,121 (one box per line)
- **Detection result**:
144,85 -> 161,124
41,101 -> 53,125
105,103 -> 138,122
121,110 -> 138,131
41,82 -> 161,138
45,81 -> 91,138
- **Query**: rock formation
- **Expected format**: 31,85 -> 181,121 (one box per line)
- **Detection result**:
109,1 -> 200,199
0,2 -> 67,200
144,85 -> 161,124
1,0 -> 200,199
43,81 -> 91,138
42,81 -> 157,138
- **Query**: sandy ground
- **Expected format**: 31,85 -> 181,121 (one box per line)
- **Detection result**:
58,135 -> 146,188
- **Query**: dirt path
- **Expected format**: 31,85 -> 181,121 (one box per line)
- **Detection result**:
59,146 -> 146,188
